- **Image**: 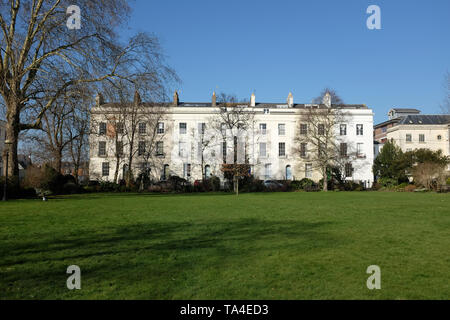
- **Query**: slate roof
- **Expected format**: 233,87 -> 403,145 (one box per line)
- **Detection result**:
398,115 -> 450,125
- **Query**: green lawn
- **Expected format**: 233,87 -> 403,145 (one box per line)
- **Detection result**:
0,192 -> 449,300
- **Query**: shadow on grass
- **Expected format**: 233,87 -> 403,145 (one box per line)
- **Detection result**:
0,219 -> 342,297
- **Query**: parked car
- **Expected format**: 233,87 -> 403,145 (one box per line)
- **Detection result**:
263,180 -> 284,191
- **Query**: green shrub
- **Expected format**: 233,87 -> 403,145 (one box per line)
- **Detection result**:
378,177 -> 398,188
446,177 -> 450,185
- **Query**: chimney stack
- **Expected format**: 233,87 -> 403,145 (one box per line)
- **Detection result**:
134,91 -> 141,105
250,93 -> 256,107
323,92 -> 331,108
173,91 -> 179,106
95,92 -> 104,107
287,92 -> 293,107
212,91 -> 216,107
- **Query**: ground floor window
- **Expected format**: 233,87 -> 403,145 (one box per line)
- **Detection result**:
345,163 -> 353,178
265,163 -> 271,179
102,162 -> 110,177
305,163 -> 312,178
183,163 -> 191,178
162,164 -> 169,181
205,165 -> 211,179
286,165 -> 292,180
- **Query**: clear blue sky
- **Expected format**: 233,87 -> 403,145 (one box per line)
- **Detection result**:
123,0 -> 450,123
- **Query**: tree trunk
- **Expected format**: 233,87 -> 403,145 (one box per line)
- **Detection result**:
114,157 -> 120,184
4,100 -> 20,181
54,149 -> 63,174
322,166 -> 328,192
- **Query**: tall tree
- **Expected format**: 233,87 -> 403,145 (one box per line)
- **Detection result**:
312,88 -> 344,105
0,1 -> 175,182
209,93 -> 254,195
294,102 -> 350,191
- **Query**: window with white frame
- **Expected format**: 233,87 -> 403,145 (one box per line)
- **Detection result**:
138,141 -> 146,156
179,122 -> 187,134
318,124 -> 325,136
300,124 -> 307,135
340,143 -> 347,157
357,143 -> 364,157
139,122 -> 146,134
102,162 -> 110,176
156,141 -> 164,156
278,123 -> 286,136
183,163 -> 191,178
305,163 -> 312,178
345,163 -> 353,177
116,141 -> 123,157
356,124 -> 364,136
265,163 -> 271,179
99,122 -> 106,135
116,122 -> 124,135
157,122 -> 164,134
259,143 -> 267,157
198,123 -> 206,135
340,124 -> 347,136
406,134 -> 412,142
279,142 -> 286,157
259,123 -> 267,135
419,134 -> 425,142
179,142 -> 187,157
98,141 -> 106,156
300,143 -> 307,157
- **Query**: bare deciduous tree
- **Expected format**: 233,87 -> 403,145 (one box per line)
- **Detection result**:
209,93 -> 254,194
294,91 -> 355,191
0,1 -> 178,182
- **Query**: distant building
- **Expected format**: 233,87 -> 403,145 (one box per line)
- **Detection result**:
386,115 -> 450,156
61,161 -> 90,183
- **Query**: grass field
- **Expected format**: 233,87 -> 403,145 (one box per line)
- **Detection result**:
0,192 -> 449,300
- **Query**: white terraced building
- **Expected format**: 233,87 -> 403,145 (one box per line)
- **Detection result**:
89,92 -> 374,187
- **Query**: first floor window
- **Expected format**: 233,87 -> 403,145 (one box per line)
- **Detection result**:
356,124 -> 364,136
198,122 -> 206,135
259,142 -> 267,157
300,143 -> 307,157
259,123 -> 267,135
102,162 -> 110,176
222,141 -> 227,161
305,163 -> 312,178
340,143 -> 348,157
116,141 -> 123,157
419,134 -> 425,142
340,124 -> 347,136
300,124 -> 307,135
138,141 -> 146,156
98,141 -> 106,156
99,122 -> 106,135
179,142 -> 187,157
157,122 -> 164,134
318,124 -> 325,136
357,143 -> 364,157
406,134 -> 412,142
179,122 -> 187,134
278,123 -> 286,136
116,122 -> 124,135
345,163 -> 353,178
279,142 -> 286,157
156,141 -> 164,156
139,122 -> 146,134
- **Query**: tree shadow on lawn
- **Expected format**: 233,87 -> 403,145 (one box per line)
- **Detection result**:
0,219 -> 343,294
